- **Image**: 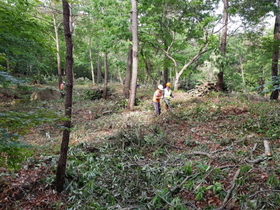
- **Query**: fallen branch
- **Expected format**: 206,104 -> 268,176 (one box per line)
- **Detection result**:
250,143 -> 257,158
210,146 -> 233,154
102,110 -> 113,115
249,189 -> 280,199
193,165 -> 238,193
171,165 -> 237,195
165,144 -> 214,158
245,154 -> 266,164
170,173 -> 199,194
189,151 -> 214,158
215,168 -> 241,210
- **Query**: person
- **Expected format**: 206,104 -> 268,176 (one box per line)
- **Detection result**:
60,81 -> 66,97
153,84 -> 164,115
163,82 -> 174,110
60,81 -> 65,90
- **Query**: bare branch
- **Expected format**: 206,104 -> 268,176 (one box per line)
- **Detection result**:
215,168 -> 241,210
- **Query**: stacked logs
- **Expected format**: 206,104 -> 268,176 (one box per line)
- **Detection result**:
186,81 -> 216,97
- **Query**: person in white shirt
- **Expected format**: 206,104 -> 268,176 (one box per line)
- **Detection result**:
163,83 -> 174,110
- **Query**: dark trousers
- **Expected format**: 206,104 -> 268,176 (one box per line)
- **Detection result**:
153,102 -> 161,115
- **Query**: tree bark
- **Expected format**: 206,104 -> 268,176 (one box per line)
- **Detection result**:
89,38 -> 95,86
123,46 -> 132,99
53,13 -> 62,89
270,0 -> 280,100
97,52 -> 102,84
103,52 -> 108,99
162,60 -> 169,88
162,56 -> 169,88
128,0 -> 138,110
55,0 -> 74,193
140,47 -> 157,86
216,0 -> 229,92
123,12 -> 133,99
216,72 -> 224,91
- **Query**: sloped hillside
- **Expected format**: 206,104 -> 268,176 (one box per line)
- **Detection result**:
1,85 -> 280,210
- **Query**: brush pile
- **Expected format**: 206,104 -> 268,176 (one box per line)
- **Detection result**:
186,81 -> 216,97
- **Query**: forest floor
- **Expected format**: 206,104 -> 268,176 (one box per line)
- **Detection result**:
1,84 -> 280,210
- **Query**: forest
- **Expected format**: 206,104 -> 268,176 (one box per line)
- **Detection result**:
1,0 -> 280,209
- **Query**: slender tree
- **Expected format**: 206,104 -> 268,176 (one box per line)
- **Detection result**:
97,52 -> 102,83
128,0 -> 138,109
123,46 -> 133,99
103,52 -> 109,99
89,38 -> 95,85
139,0 -> 218,90
55,0 -> 74,192
216,0 -> 229,91
230,0 -> 278,98
52,12 -> 63,88
270,0 -> 280,100
123,13 -> 133,99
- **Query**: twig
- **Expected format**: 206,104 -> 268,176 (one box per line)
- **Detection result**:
165,143 -> 215,158
170,173 -> 199,194
156,193 -> 174,207
250,143 -> 258,158
102,110 -> 112,115
249,189 -> 280,199
193,165 -> 238,192
245,154 -> 266,164
190,151 -> 214,159
210,146 -> 233,154
215,168 -> 241,210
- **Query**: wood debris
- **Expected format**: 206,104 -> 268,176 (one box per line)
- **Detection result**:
186,81 -> 216,97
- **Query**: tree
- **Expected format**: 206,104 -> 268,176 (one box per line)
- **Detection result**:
123,13 -> 133,99
216,0 -> 229,91
230,0 -> 278,98
103,52 -> 109,99
53,12 -> 64,88
123,46 -> 132,99
0,0 -> 53,77
55,0 -> 74,192
270,0 -> 280,100
139,0 -> 219,90
128,0 -> 138,110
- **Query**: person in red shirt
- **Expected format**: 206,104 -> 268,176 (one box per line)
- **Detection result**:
153,85 -> 163,116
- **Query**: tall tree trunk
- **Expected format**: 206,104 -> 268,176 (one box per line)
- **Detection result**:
216,0 -> 229,92
97,52 -> 102,84
55,0 -> 74,193
123,46 -> 132,99
174,70 -> 180,91
162,56 -> 169,87
128,0 -> 138,110
53,13 -> 62,89
103,52 -> 108,99
123,12 -> 133,99
140,47 -> 157,86
270,0 -> 280,100
118,67 -> 123,84
239,57 -> 246,92
89,38 -> 95,86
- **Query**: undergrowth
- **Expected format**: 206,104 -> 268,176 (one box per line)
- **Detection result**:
1,85 -> 280,210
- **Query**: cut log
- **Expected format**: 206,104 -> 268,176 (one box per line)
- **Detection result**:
264,140 -> 271,156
